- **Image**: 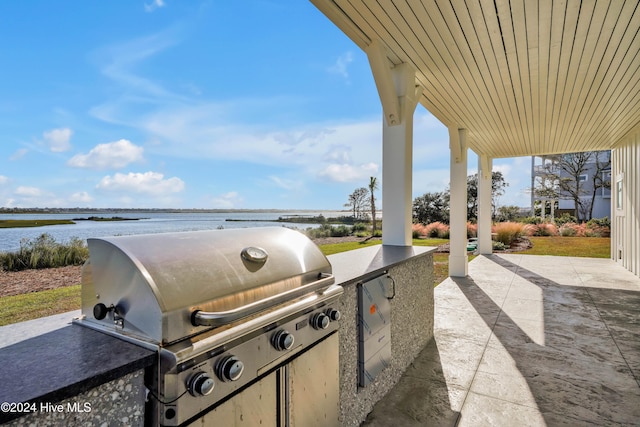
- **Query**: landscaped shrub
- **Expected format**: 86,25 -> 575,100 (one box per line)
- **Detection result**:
521,216 -> 543,225
586,217 -> 611,237
467,222 -> 477,238
586,224 -> 610,237
426,222 -> 450,239
492,241 -> 507,251
330,224 -> 352,237
559,223 -> 578,236
0,234 -> 88,271
352,222 -> 368,233
412,223 -> 428,238
413,222 -> 450,238
587,217 -> 611,228
555,213 -> 578,226
492,222 -> 527,246
531,222 -> 558,236
305,224 -> 332,238
558,222 -> 590,237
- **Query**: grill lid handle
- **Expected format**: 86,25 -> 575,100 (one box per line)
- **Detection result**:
191,273 -> 334,327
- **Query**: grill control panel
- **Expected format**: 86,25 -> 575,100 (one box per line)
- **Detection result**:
158,305 -> 341,426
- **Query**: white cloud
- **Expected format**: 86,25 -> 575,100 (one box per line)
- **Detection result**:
269,176 -> 303,191
10,148 -> 28,161
0,176 -> 8,185
209,191 -> 242,209
68,139 -> 144,170
317,162 -> 378,183
144,0 -> 165,12
96,171 -> 184,195
327,52 -> 354,80
70,191 -> 93,203
43,128 -> 72,152
6,186 -> 66,208
323,145 -> 352,163
15,186 -> 44,197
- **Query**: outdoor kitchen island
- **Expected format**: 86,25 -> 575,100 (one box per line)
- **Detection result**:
0,242 -> 435,427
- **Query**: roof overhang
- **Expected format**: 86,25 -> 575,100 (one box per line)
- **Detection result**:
311,0 -> 640,158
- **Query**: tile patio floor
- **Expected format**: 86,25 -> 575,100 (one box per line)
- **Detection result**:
362,254 -> 640,426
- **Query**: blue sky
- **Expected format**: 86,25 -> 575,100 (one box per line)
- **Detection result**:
0,0 -> 532,210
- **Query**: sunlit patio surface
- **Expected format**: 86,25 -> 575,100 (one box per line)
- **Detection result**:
362,254 -> 640,426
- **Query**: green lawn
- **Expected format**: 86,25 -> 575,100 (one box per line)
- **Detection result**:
318,238 -> 448,255
0,285 -> 80,326
513,236 -> 611,258
0,236 -> 611,326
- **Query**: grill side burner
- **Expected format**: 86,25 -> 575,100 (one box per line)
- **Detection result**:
74,227 -> 343,426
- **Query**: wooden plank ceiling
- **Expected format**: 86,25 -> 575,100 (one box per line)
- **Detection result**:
311,0 -> 640,158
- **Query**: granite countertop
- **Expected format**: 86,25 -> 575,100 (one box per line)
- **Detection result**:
0,313 -> 155,423
327,244 -> 436,286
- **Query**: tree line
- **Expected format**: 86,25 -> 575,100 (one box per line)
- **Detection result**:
344,172 -> 510,227
346,151 -> 610,228
412,171 -> 510,224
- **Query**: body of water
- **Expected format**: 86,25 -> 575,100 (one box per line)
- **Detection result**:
0,211 -> 345,253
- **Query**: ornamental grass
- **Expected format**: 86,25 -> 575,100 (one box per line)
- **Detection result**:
492,221 -> 529,246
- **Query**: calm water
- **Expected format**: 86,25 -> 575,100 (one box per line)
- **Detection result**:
0,211 -> 344,252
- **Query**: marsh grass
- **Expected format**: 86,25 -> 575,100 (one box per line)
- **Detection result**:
0,234 -> 88,271
0,219 -> 74,228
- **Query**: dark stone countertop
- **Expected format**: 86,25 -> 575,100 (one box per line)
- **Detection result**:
0,315 -> 155,423
327,244 -> 436,286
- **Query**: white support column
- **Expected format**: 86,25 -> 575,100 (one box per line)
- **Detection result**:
366,40 -> 422,246
382,106 -> 413,246
478,154 -> 493,255
449,127 -> 468,277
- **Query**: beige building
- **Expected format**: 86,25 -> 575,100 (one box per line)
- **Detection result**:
311,0 -> 640,278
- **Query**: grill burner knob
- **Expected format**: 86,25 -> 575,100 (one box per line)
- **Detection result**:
93,303 -> 110,320
311,312 -> 330,330
272,330 -> 295,351
326,308 -> 341,322
187,372 -> 215,397
216,356 -> 244,382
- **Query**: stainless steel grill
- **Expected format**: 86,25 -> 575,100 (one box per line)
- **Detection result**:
74,227 -> 343,426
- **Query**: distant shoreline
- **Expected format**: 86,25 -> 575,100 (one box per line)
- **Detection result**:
0,208 -> 346,215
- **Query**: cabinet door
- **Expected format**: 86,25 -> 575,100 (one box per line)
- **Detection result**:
190,371 -> 277,427
288,334 -> 340,427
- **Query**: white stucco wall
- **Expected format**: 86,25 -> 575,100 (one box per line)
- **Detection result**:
612,131 -> 640,277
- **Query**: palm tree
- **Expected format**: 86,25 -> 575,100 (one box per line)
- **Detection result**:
369,176 -> 379,234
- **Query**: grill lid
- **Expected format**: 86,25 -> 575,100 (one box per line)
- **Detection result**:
79,227 -> 334,345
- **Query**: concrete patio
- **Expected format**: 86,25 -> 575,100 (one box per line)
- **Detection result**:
362,254 -> 640,426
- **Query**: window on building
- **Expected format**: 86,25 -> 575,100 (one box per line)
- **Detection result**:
616,174 -> 623,210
